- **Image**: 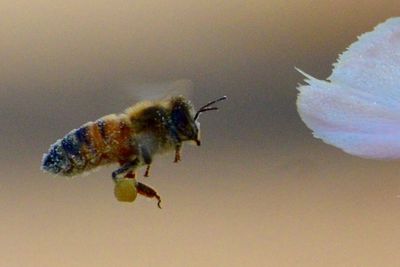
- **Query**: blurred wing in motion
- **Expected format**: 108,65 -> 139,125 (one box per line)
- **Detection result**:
122,79 -> 194,102
297,17 -> 400,159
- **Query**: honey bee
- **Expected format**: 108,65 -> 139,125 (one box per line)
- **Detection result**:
41,95 -> 227,208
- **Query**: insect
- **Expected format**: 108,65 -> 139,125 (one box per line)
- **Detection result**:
41,95 -> 227,208
297,17 -> 400,159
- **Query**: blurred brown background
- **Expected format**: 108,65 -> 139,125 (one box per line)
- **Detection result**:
1,1 -> 400,266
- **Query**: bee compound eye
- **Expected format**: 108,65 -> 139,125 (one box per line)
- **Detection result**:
114,179 -> 137,202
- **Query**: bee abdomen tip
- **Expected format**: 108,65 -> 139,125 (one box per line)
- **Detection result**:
41,143 -> 72,175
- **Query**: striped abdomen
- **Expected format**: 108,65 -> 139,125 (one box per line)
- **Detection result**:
41,114 -> 136,176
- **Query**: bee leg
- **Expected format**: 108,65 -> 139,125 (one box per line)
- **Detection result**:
144,165 -> 151,177
112,159 -> 140,182
136,182 -> 162,209
174,144 -> 182,163
125,171 -> 136,179
140,145 -> 152,177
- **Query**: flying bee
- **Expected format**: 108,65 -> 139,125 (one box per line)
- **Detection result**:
41,95 -> 227,208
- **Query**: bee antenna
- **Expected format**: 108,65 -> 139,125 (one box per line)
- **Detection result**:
194,96 -> 227,120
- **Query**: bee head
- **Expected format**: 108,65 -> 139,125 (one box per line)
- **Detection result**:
170,95 -> 227,146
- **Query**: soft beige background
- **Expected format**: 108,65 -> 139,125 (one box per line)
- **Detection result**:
1,1 -> 400,266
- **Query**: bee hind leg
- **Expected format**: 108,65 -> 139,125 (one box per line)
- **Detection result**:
125,171 -> 136,179
136,182 -> 162,209
112,159 -> 140,182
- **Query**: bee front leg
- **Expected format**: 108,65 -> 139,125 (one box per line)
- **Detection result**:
136,182 -> 162,209
112,159 -> 140,182
174,144 -> 182,163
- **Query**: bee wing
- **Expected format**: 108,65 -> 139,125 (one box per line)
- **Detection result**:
297,17 -> 400,159
123,79 -> 194,102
